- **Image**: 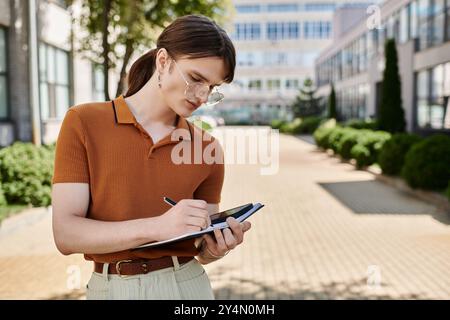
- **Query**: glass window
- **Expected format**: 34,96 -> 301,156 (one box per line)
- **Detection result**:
431,64 -> 444,100
248,79 -> 262,90
235,5 -> 261,13
410,0 -> 418,38
417,0 -> 437,49
359,34 -> 367,72
267,79 -> 281,90
267,22 -> 299,40
92,63 -> 105,101
430,65 -> 446,128
56,49 -> 69,85
447,0 -> 450,41
416,69 -> 430,128
39,43 -> 71,120
444,62 -> 450,96
0,76 -> 7,119
303,21 -> 331,39
0,28 -> 5,73
378,22 -> 386,53
268,4 -> 298,12
416,64 -> 450,130
400,5 -> 410,43
431,0 -> 446,45
286,79 -> 299,89
305,3 -> 336,11
0,28 -> 8,119
234,23 -> 261,40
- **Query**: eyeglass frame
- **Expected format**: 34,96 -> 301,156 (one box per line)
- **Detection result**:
167,54 -> 225,107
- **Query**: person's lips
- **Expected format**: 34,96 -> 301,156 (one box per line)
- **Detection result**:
186,100 -> 199,110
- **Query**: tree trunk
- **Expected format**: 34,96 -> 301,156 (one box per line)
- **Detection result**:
115,2 -> 139,98
115,38 -> 134,98
102,0 -> 112,101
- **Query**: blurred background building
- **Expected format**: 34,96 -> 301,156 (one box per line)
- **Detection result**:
315,0 -> 450,134
215,0 -> 377,125
0,0 -> 115,146
2,0 -> 448,147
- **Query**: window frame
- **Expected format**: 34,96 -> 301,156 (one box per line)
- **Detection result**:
0,26 -> 10,121
38,42 -> 73,121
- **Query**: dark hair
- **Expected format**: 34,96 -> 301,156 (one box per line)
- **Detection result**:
125,14 -> 236,97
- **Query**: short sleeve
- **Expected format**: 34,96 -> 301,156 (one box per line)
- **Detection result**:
52,109 -> 90,184
194,140 -> 225,204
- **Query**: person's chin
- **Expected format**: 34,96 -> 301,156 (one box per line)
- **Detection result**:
182,99 -> 199,114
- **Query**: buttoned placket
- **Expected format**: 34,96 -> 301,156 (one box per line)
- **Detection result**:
132,121 -> 186,159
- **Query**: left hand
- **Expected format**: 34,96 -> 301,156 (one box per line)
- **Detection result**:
200,217 -> 252,259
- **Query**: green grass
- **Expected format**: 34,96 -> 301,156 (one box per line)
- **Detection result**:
0,205 -> 29,223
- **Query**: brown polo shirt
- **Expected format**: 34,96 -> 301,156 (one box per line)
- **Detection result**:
52,95 -> 224,263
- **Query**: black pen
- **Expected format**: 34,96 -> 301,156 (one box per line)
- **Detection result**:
164,196 -> 213,230
163,196 -> 177,207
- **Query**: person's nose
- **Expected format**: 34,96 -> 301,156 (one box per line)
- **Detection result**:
196,93 -> 208,105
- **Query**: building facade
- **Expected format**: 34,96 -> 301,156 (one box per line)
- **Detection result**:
0,0 -> 117,146
218,0 -> 376,124
315,0 -> 450,134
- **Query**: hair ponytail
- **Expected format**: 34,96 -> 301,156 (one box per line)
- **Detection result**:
124,48 -> 157,97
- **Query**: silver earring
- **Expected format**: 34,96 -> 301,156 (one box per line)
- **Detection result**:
158,72 -> 162,88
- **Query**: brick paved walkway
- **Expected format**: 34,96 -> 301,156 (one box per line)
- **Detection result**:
0,128 -> 449,299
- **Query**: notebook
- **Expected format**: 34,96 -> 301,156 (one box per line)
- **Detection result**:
131,202 -> 264,250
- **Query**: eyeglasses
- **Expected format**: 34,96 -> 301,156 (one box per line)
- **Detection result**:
171,57 -> 224,107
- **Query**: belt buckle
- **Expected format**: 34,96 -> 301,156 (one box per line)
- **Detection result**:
115,259 -> 133,278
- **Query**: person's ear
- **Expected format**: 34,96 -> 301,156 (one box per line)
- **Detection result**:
156,48 -> 169,73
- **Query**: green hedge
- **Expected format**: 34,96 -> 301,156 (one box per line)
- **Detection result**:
328,127 -> 348,153
344,119 -> 378,130
314,126 -> 335,149
378,133 -> 422,175
350,144 -> 372,168
401,135 -> 450,190
276,116 -> 324,134
280,118 -> 302,134
0,142 -> 55,207
337,128 -> 359,160
0,183 -> 7,206
352,130 -> 391,168
270,119 -> 286,130
296,116 -> 323,134
313,124 -> 391,168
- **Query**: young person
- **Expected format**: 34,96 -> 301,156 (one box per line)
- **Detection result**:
52,14 -> 251,300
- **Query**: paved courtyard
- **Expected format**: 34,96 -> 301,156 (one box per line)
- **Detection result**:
0,128 -> 449,299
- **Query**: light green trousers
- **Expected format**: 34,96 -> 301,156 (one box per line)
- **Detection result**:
86,257 -> 215,300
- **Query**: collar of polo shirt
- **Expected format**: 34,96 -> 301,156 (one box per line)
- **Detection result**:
113,95 -> 192,142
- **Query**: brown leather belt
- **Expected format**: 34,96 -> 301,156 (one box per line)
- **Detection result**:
94,257 -> 194,277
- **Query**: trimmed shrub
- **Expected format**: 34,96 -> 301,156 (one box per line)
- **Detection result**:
0,183 -> 7,206
280,118 -> 303,134
328,127 -> 348,153
271,119 -> 286,130
314,126 -> 334,149
356,130 -> 391,164
344,119 -> 378,130
337,128 -> 360,160
351,144 -> 372,168
401,135 -> 450,190
296,116 -> 324,134
313,119 -> 337,149
378,133 -> 422,175
0,142 -> 54,207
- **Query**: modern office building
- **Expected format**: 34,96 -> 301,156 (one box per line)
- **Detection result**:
315,0 -> 450,134
0,0 -> 116,146
217,0 -> 377,124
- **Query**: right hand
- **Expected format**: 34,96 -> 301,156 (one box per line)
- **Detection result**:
156,199 -> 211,241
